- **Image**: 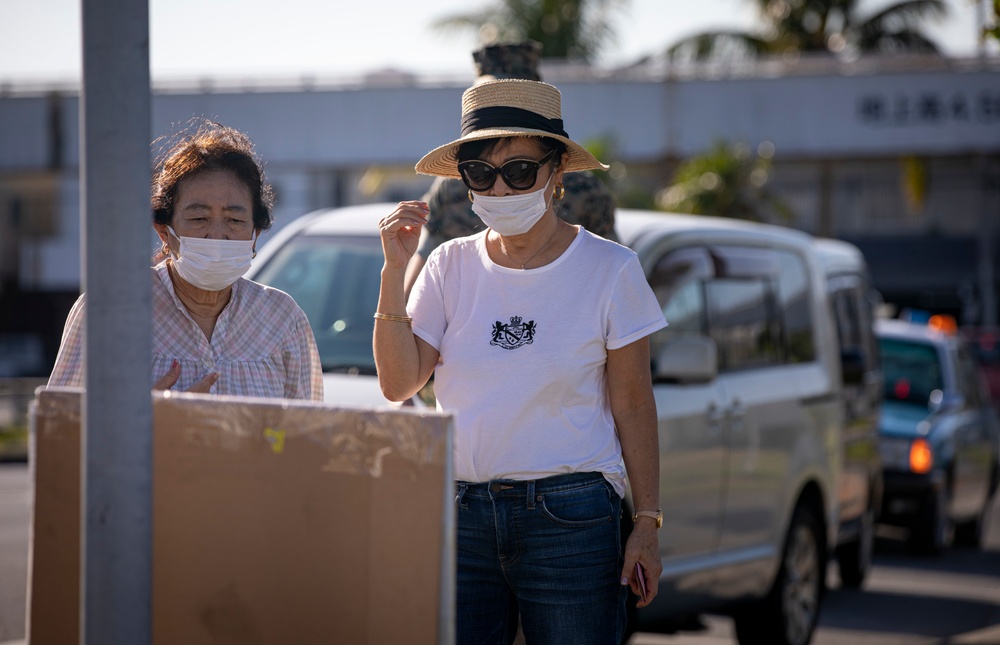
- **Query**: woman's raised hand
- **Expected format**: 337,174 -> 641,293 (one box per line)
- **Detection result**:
379,201 -> 428,270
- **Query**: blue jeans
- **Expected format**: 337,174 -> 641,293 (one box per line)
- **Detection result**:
455,472 -> 626,645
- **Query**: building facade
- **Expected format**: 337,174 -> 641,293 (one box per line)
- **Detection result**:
0,55 -> 998,374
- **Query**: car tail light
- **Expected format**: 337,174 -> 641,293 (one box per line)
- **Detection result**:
909,438 -> 933,474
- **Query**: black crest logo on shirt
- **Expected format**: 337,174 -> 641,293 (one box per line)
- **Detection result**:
490,315 -> 536,350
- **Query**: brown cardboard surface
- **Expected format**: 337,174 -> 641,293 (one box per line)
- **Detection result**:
28,387 -> 453,645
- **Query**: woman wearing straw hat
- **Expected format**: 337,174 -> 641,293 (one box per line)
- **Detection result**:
374,78 -> 665,644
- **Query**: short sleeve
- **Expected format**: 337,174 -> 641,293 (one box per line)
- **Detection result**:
48,293 -> 87,387
282,306 -> 324,401
606,255 -> 667,350
407,247 -> 448,351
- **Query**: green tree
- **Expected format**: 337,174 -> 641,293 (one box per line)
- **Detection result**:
666,0 -> 948,62
987,0 -> 1000,42
658,140 -> 793,223
432,0 -> 628,61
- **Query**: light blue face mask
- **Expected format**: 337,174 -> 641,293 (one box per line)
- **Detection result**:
167,227 -> 256,291
470,175 -> 553,236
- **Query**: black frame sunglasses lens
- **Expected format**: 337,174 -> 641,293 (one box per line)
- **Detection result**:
459,150 -> 555,191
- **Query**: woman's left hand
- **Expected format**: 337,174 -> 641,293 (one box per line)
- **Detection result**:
621,521 -> 662,608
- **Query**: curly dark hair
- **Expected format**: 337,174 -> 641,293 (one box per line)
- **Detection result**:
151,119 -> 275,232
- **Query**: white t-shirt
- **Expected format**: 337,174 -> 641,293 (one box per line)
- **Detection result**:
409,227 -> 667,496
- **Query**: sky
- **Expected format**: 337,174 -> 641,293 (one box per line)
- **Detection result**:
0,0 -> 992,83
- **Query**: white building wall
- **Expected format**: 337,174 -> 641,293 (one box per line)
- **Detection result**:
1,58 -> 998,290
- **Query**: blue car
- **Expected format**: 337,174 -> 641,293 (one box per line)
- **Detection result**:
875,317 -> 1000,554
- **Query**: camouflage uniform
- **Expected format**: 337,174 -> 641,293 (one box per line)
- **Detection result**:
473,41 -> 542,81
554,171 -> 617,241
417,41 -> 617,258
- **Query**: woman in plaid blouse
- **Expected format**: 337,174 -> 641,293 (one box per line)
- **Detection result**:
49,120 -> 323,401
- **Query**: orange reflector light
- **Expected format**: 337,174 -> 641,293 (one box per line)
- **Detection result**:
928,314 -> 957,335
909,438 -> 933,474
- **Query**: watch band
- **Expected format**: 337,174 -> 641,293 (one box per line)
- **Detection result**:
633,509 -> 663,529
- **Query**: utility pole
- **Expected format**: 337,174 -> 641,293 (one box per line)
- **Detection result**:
80,0 -> 152,643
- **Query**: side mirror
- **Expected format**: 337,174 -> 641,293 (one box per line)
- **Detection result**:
653,337 -> 718,384
841,348 -> 865,386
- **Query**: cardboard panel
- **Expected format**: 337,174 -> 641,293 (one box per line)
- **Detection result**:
28,388 -> 453,645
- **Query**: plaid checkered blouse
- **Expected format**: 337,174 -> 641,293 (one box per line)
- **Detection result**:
48,262 -> 324,401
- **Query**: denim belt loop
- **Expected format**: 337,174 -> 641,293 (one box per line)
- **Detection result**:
456,482 -> 468,507
526,479 -> 536,510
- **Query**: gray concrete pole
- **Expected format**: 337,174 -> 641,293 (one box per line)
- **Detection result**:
80,0 -> 152,643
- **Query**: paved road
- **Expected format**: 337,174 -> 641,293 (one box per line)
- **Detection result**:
631,492 -> 1000,645
0,463 -> 29,643
2,462 -> 999,644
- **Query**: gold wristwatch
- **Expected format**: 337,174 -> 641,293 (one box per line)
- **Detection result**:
632,509 -> 663,528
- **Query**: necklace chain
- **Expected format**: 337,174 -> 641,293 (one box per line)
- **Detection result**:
497,221 -> 562,270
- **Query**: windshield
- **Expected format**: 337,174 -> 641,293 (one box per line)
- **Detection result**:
879,337 -> 943,406
252,234 -> 383,374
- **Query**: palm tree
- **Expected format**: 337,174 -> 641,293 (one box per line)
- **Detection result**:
666,0 -> 949,63
987,0 -> 1000,43
432,0 -> 628,61
657,140 -> 793,223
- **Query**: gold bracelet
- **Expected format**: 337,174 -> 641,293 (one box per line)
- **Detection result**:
373,312 -> 413,325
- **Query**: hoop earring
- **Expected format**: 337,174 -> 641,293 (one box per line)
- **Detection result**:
468,189 -> 474,203
554,183 -> 565,200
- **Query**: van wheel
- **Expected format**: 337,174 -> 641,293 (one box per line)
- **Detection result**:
733,504 -> 824,645
837,508 -> 873,588
909,484 -> 952,555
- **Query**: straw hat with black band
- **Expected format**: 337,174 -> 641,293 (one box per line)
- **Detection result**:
415,78 -> 609,180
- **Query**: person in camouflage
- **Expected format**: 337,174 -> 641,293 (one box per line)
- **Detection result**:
404,41 -> 617,294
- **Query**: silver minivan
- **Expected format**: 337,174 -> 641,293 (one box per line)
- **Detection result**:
812,238 -> 884,586
618,210 -> 844,645
249,205 -> 857,645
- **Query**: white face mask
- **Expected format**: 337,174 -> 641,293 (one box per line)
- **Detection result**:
470,176 -> 552,237
167,227 -> 256,291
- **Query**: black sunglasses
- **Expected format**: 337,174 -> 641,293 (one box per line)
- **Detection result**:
458,149 -> 557,192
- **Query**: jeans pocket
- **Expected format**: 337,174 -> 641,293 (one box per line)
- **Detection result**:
538,482 -> 615,528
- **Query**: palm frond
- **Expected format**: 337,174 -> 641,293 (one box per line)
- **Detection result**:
858,28 -> 942,54
665,30 -> 771,63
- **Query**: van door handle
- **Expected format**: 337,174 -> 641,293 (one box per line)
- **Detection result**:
707,403 -> 725,434
730,399 -> 745,432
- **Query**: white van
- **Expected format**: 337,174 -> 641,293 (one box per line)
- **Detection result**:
617,210 -> 843,645
811,238 -> 884,586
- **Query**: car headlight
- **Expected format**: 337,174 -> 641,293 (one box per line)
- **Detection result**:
879,436 -> 934,473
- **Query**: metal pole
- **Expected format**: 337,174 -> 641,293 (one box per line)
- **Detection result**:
977,154 -> 997,326
80,0 -> 152,643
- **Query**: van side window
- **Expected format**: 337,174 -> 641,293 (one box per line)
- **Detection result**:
706,277 -> 782,370
646,244 -> 816,373
828,273 -> 880,374
776,250 -> 816,363
706,245 -> 816,371
647,246 -> 712,356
